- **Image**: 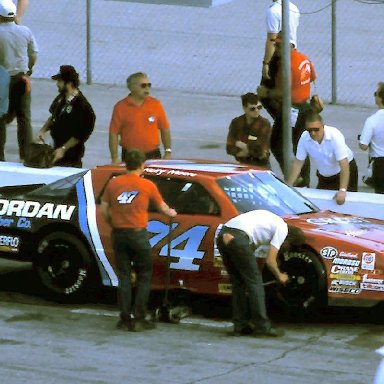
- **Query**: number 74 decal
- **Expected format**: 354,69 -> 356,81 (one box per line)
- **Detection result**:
147,220 -> 210,271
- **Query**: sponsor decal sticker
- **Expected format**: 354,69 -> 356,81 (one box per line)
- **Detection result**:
331,279 -> 358,287
0,235 -> 20,252
332,258 -> 360,267
362,274 -> 384,284
329,286 -> 361,294
330,265 -> 359,274
329,273 -> 361,280
339,251 -> 359,259
0,200 -> 75,221
218,283 -> 232,294
362,252 -> 375,271
144,168 -> 197,178
360,282 -> 384,292
320,246 -> 338,259
307,217 -> 369,226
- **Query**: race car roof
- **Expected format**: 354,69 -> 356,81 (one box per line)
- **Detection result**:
96,159 -> 267,179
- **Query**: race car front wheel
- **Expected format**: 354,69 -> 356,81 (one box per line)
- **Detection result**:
265,249 -> 327,317
33,232 -> 98,301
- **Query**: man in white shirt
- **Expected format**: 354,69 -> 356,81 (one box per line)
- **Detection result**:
216,210 -> 304,337
262,0 -> 300,80
287,112 -> 358,205
359,82 -> 384,194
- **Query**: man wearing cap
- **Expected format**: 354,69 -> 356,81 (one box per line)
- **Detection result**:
109,72 -> 172,164
35,65 -> 95,167
0,0 -> 37,161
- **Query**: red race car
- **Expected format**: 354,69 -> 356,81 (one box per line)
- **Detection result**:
0,159 -> 383,314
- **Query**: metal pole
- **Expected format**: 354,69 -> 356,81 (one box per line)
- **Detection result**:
331,0 -> 336,104
86,0 -> 92,85
282,0 -> 292,178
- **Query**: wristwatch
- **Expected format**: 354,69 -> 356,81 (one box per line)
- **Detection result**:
339,188 -> 347,192
165,148 -> 172,153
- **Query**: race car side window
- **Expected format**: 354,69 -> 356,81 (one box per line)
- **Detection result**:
146,177 -> 220,216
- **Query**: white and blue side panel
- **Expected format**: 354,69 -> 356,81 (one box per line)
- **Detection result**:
76,171 -> 118,287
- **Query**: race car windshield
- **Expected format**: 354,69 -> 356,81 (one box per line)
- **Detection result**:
216,171 -> 318,215
27,171 -> 88,198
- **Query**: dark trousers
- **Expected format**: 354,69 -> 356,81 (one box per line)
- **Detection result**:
372,157 -> 384,194
112,228 -> 153,321
0,73 -> 32,161
217,228 -> 270,331
317,158 -> 359,192
270,104 -> 311,187
122,147 -> 161,162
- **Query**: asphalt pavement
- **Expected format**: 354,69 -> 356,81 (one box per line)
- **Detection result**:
2,78 -> 377,192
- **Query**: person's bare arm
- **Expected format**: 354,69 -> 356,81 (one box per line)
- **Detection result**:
265,245 -> 289,284
15,0 -> 29,24
359,143 -> 369,151
262,32 -> 277,79
52,137 -> 80,164
286,159 -> 305,186
161,129 -> 172,159
158,201 -> 177,217
334,158 -> 349,205
101,201 -> 112,226
109,132 -> 120,164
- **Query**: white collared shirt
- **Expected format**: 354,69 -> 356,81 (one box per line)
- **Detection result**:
0,22 -> 38,75
296,125 -> 354,177
266,0 -> 300,47
224,210 -> 288,255
359,109 -> 384,158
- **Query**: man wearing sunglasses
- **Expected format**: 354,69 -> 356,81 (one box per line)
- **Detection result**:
226,93 -> 271,167
287,112 -> 358,205
109,72 -> 172,164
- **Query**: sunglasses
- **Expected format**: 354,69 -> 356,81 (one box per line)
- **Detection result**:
249,105 -> 263,111
307,128 -> 320,133
139,83 -> 152,89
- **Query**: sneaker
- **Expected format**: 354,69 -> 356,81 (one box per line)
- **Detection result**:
116,319 -> 135,332
134,319 -> 156,332
252,327 -> 284,337
227,325 -> 254,337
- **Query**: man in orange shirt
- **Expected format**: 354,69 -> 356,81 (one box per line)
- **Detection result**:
258,33 -> 316,187
109,72 -> 172,164
101,149 -> 177,332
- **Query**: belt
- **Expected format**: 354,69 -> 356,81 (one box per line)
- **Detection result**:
113,228 -> 146,232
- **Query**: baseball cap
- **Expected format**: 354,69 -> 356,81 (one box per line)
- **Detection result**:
0,0 -> 16,18
51,65 -> 79,83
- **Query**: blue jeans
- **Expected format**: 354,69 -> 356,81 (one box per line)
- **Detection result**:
112,229 -> 153,321
217,228 -> 270,331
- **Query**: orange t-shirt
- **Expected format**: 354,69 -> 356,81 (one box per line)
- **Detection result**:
109,95 -> 170,153
276,49 -> 317,105
102,173 -> 163,229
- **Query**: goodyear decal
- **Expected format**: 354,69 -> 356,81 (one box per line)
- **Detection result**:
0,199 -> 75,220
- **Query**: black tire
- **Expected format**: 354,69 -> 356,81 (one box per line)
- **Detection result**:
33,232 -> 99,301
265,249 -> 327,316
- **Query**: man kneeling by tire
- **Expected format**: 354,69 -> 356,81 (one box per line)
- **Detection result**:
217,210 -> 305,337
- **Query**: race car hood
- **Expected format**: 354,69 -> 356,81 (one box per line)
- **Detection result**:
287,212 -> 384,249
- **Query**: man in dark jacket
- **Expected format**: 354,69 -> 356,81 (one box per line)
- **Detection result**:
226,93 -> 271,168
35,65 -> 95,167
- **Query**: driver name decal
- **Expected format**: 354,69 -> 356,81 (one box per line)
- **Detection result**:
0,200 -> 76,221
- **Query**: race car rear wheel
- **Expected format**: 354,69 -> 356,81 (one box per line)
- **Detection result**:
33,232 -> 98,301
265,249 -> 327,316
